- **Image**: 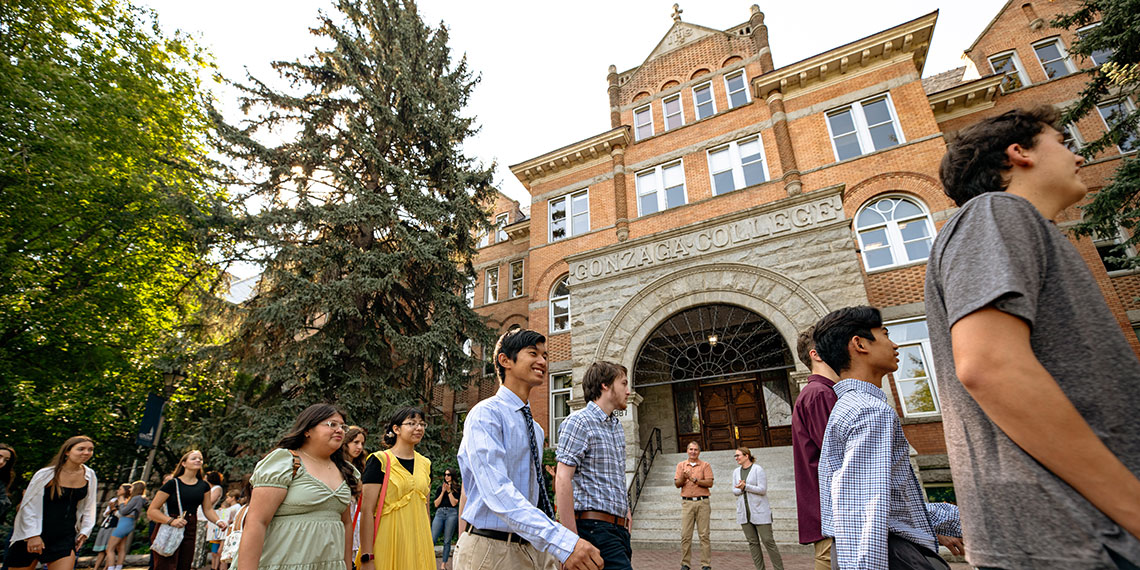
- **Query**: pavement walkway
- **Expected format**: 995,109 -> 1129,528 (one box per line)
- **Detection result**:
629,548 -> 971,570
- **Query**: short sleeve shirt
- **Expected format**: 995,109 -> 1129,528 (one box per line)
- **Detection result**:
925,193 -> 1140,568
159,478 -> 209,517
674,459 -> 712,498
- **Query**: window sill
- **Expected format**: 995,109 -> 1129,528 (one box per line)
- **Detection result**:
548,328 -> 571,337
901,414 -> 943,425
1107,268 -> 1140,278
863,258 -> 928,276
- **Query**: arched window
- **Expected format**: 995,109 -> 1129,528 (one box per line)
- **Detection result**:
855,196 -> 935,270
550,276 -> 571,333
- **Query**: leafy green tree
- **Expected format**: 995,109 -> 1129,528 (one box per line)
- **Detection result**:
0,0 -> 228,481
209,0 -> 495,473
1056,1 -> 1140,265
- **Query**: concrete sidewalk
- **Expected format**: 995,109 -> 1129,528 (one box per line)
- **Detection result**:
629,548 -> 971,569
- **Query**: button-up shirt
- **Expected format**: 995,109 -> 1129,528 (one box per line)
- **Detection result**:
792,373 -> 837,544
674,459 -> 713,498
555,401 -> 629,518
458,385 -> 578,562
819,379 -> 962,570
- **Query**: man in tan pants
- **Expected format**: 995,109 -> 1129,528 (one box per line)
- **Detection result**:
674,441 -> 714,570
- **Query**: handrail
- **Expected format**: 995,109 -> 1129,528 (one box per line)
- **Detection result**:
626,427 -> 662,516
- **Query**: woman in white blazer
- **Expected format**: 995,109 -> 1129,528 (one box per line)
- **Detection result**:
732,447 -> 784,570
5,435 -> 98,570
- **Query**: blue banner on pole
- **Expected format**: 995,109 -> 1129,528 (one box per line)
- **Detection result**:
136,394 -> 167,448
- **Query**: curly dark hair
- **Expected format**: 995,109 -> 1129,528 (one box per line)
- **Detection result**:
940,106 -> 1060,207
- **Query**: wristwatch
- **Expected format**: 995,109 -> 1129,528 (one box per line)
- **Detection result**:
359,554 -> 374,563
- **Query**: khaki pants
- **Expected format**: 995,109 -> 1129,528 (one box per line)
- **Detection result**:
452,532 -> 558,570
740,522 -> 784,570
813,538 -> 832,570
680,499 -> 711,567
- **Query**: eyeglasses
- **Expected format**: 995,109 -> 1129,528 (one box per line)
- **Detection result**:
320,421 -> 348,432
401,421 -> 428,429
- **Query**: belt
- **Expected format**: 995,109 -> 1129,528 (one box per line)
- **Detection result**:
681,496 -> 708,501
469,527 -> 531,547
575,510 -> 628,528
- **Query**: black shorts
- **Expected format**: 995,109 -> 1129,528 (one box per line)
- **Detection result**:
4,537 -> 75,568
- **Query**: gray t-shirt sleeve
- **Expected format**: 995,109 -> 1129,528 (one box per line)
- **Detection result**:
118,495 -> 145,518
936,195 -> 1048,328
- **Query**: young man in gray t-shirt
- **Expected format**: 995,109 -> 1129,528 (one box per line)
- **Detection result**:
926,107 -> 1140,569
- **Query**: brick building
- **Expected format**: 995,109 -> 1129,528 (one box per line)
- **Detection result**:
451,0 -> 1137,526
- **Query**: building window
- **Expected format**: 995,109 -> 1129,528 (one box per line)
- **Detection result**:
494,213 -> 509,243
724,70 -> 749,109
1097,99 -> 1138,153
886,319 -> 940,417
463,278 -> 474,307
1077,23 -> 1114,66
1094,227 -> 1135,273
477,230 -> 490,248
635,161 -> 686,216
1032,38 -> 1075,80
826,94 -> 903,162
484,267 -> 499,304
1063,124 -> 1085,152
550,372 -> 573,445
509,260 -> 524,298
707,136 -> 769,195
549,189 -> 589,242
663,94 -> 684,131
693,82 -> 716,120
855,196 -> 935,270
550,276 -> 571,333
988,51 -> 1030,92
634,105 -> 653,141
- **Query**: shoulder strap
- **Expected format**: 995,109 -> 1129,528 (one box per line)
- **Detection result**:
372,451 -> 392,539
173,478 -> 184,518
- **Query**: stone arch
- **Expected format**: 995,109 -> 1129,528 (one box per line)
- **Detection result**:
722,55 -> 744,67
533,263 -> 569,303
592,263 -> 829,375
631,91 -> 651,103
660,79 -> 680,91
690,68 -> 712,80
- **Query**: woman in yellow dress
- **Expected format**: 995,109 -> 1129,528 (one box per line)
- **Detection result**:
357,407 -> 433,570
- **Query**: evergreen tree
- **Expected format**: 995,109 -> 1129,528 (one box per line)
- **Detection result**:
1056,1 -> 1140,267
211,0 -> 495,468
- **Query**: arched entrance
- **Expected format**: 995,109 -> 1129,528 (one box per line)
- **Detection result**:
633,304 -> 796,452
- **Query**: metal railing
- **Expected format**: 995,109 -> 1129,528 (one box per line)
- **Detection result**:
627,427 -> 662,516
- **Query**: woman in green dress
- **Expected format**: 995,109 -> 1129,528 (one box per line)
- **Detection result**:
237,404 -> 360,570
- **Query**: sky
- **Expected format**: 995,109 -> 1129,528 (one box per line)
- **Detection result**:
144,0 -> 1002,277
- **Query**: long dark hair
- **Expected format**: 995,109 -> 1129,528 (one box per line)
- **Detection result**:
342,426 -> 368,474
46,436 -> 93,499
0,443 -> 16,490
382,407 -> 424,448
277,403 -> 358,490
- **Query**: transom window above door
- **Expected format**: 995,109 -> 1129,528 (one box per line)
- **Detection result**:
855,196 -> 935,271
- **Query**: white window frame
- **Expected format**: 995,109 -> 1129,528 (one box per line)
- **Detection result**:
548,189 -> 590,242
692,81 -> 716,120
635,160 -> 687,216
495,213 -> 509,243
707,135 -> 770,196
663,94 -> 684,131
824,93 -> 905,162
463,278 -> 474,307
1077,23 -> 1114,66
550,371 -> 573,445
1032,37 -> 1076,80
724,70 -> 750,109
550,276 -> 571,333
1063,123 -> 1085,152
634,104 -> 654,141
477,230 -> 490,248
988,50 -> 1031,93
885,318 -> 941,418
854,195 -> 936,271
1093,226 -> 1137,274
484,267 -> 499,305
1097,98 -> 1139,154
509,259 -> 524,298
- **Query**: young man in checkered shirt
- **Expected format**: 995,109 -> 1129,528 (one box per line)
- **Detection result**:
555,361 -> 634,570
813,306 -> 963,570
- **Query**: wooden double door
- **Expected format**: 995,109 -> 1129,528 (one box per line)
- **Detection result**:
675,371 -> 794,452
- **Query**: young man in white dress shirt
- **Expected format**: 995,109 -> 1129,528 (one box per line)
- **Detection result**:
454,329 -> 603,570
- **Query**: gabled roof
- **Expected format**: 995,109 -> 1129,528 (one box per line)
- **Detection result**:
965,0 -> 1016,53
922,66 -> 966,94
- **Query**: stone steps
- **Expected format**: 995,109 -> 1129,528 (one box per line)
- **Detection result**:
630,448 -> 804,550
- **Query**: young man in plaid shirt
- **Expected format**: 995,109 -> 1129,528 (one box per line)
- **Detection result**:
813,306 -> 963,570
555,361 -> 634,570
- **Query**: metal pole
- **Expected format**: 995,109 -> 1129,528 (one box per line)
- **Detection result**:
128,456 -> 140,481
141,413 -> 165,482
